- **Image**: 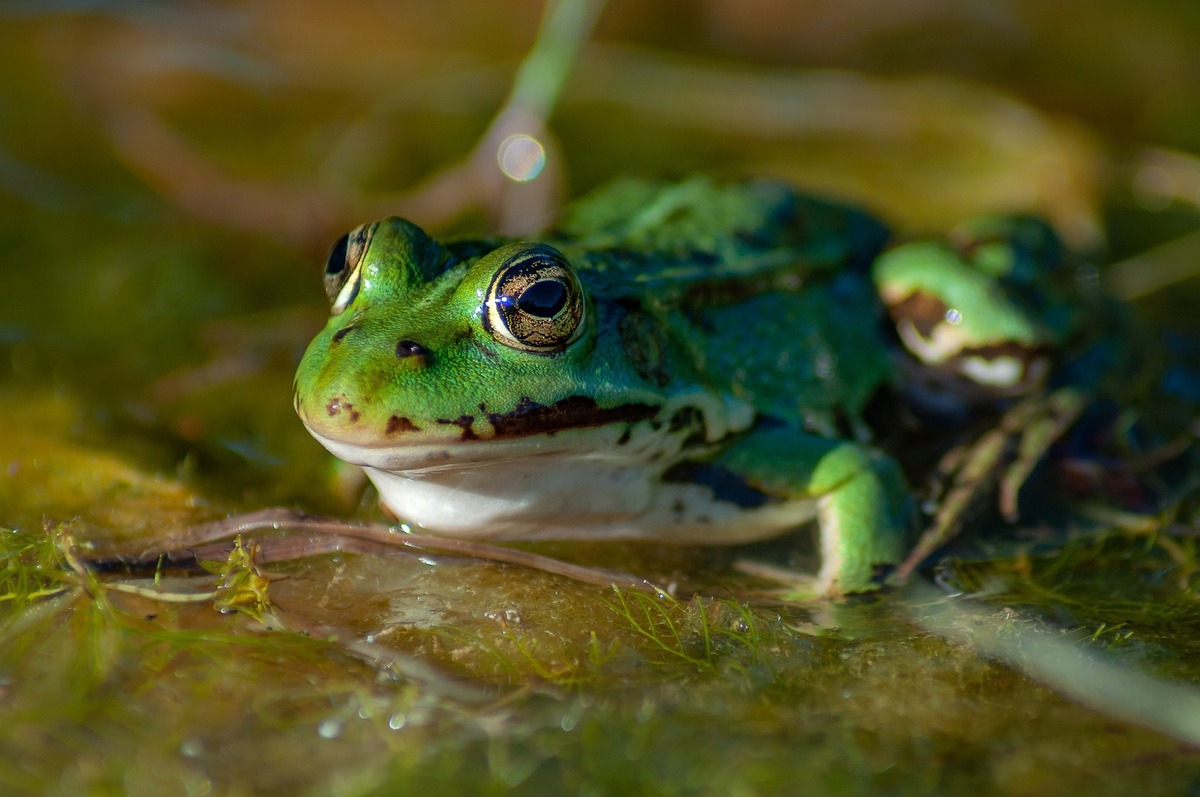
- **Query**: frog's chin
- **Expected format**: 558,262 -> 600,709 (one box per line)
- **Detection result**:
359,460 -> 819,544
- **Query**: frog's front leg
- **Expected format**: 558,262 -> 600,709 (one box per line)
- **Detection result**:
712,428 -> 912,597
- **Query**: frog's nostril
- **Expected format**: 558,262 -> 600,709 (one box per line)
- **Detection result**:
396,339 -> 430,360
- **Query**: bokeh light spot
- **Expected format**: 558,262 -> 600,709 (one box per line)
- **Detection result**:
497,133 -> 546,182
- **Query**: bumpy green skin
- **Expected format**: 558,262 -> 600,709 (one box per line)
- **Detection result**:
295,177 -> 1071,596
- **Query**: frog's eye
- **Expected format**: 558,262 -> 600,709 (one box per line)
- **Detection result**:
485,245 -> 586,354
324,222 -> 377,315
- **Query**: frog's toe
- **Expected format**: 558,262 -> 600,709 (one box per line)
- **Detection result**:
898,387 -> 1090,582
997,387 -> 1087,519
732,558 -> 884,602
735,562 -> 825,603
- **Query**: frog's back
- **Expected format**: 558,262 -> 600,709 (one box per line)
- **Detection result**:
551,177 -> 889,301
554,177 -> 895,435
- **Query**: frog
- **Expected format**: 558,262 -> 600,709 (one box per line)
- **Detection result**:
293,177 -> 1077,597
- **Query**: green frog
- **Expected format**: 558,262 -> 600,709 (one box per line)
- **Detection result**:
293,177 -> 1079,596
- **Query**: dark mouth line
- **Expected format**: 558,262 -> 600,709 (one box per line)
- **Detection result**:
304,395 -> 664,447
425,396 -> 662,441
484,395 -> 661,439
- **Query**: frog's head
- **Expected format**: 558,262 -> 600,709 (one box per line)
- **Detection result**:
294,218 -> 666,471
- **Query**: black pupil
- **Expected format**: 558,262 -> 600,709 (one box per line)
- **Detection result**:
516,279 -> 568,318
325,233 -> 350,277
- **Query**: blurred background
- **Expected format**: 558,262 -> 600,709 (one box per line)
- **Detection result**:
4,2 -> 1199,480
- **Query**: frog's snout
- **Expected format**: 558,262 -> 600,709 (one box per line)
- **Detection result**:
294,322 -> 443,446
328,322 -> 431,370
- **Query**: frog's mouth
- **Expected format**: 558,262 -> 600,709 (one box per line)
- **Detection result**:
304,423 -> 638,475
296,392 -> 666,472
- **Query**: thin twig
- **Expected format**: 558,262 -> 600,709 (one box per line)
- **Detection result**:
87,508 -> 662,594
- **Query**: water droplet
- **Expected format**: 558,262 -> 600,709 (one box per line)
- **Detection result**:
944,308 -> 963,325
484,607 -> 523,625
